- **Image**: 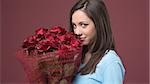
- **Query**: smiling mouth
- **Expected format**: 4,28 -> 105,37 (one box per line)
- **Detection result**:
80,37 -> 86,41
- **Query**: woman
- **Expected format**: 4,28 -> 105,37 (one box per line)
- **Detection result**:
16,0 -> 125,84
69,0 -> 125,84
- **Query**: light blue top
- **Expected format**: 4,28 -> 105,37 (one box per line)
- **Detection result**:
73,50 -> 125,84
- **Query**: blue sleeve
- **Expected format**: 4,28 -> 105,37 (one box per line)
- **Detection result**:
103,61 -> 124,84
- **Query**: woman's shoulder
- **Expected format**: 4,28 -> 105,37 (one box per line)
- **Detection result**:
87,50 -> 125,82
96,50 -> 124,69
92,50 -> 125,78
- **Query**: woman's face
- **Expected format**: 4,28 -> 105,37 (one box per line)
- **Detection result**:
72,10 -> 96,45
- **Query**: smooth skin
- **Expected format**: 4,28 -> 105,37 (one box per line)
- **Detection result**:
72,10 -> 96,46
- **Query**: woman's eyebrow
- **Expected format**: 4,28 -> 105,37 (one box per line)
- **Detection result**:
79,21 -> 88,24
72,21 -> 88,25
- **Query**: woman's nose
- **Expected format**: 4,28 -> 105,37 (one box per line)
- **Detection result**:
74,28 -> 82,36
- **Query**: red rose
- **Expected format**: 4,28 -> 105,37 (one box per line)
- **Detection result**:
22,26 -> 82,55
35,28 -> 48,35
61,45 -> 69,50
45,34 -> 55,42
45,35 -> 59,49
50,26 -> 66,35
22,35 -> 37,48
59,35 -> 65,43
71,39 -> 81,48
64,32 -> 75,45
36,39 -> 51,52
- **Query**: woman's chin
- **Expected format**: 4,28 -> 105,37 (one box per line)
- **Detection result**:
82,41 -> 89,45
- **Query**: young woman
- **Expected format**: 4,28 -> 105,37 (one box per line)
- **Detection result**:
16,0 -> 125,84
69,0 -> 125,84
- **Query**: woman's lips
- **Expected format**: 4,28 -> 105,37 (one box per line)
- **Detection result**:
80,37 -> 86,41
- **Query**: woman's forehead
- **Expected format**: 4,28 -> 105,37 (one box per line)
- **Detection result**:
72,10 -> 91,23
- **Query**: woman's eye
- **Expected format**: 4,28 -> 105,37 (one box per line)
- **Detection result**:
80,23 -> 88,28
72,24 -> 76,29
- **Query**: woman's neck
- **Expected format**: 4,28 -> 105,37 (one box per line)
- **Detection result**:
83,51 -> 91,64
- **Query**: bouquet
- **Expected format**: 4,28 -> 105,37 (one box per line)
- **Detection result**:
16,26 -> 82,84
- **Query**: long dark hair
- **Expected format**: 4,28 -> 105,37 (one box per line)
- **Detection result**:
69,0 -> 115,75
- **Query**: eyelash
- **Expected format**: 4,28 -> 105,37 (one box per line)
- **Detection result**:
73,24 -> 76,29
80,23 -> 88,28
72,23 -> 88,29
